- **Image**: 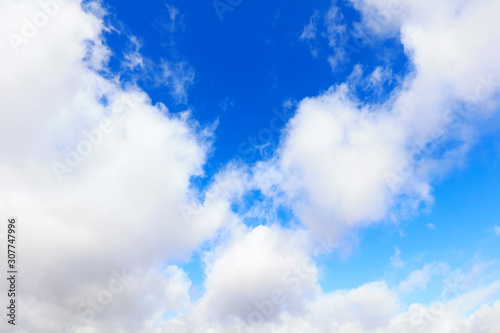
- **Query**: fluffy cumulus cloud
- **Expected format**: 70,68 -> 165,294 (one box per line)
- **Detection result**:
175,0 -> 500,330
1,0 -> 500,332
164,273 -> 500,333
0,1 -> 227,332
163,225 -> 322,332
255,0 -> 500,240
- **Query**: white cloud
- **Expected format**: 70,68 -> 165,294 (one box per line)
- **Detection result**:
122,35 -> 144,70
182,0 -> 500,327
128,58 -> 195,104
390,246 -> 405,268
2,0 -> 500,332
254,0 -> 500,241
397,263 -> 448,294
199,226 -> 319,323
163,266 -> 500,332
254,84 -> 433,239
299,11 -> 319,41
119,5 -> 193,104
324,3 -> 348,69
386,281 -> 500,333
299,11 -> 321,58
0,1 -> 224,331
299,2 -> 348,65
493,225 -> 500,235
163,265 -> 193,312
165,4 -> 180,32
161,60 -> 195,104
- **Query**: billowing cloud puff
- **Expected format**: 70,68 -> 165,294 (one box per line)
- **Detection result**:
1,0 -> 500,332
0,1 -> 229,331
254,0 -> 500,240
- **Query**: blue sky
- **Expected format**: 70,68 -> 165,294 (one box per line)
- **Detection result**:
102,0 -> 409,167
99,0 -> 500,300
2,0 -> 500,332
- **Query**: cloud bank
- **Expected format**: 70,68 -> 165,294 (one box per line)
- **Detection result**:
0,0 -> 499,332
